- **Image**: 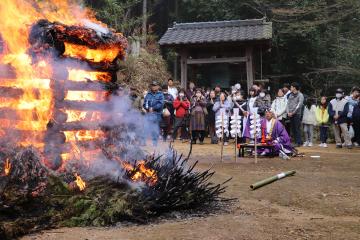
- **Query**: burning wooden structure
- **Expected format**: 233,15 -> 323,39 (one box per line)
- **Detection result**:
0,18 -> 127,170
0,1 -> 230,239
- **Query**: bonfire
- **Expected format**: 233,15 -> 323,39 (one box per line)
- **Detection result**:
0,1 -> 230,239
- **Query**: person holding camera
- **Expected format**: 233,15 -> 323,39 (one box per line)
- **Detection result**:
190,89 -> 207,144
172,89 -> 190,142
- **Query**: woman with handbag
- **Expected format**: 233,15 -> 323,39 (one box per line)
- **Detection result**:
172,89 -> 190,142
160,85 -> 174,142
190,89 -> 207,144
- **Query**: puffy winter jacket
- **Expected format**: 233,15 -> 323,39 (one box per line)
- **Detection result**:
302,105 -> 317,125
315,105 -> 329,125
328,98 -> 349,124
173,97 -> 190,118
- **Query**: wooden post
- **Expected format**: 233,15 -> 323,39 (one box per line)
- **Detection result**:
246,46 -> 254,93
235,131 -> 238,163
180,50 -> 188,89
254,113 -> 258,164
221,111 -> 224,163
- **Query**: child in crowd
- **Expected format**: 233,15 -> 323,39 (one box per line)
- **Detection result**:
316,96 -> 329,147
302,98 -> 317,147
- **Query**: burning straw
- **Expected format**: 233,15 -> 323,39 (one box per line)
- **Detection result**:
0,147 -> 231,239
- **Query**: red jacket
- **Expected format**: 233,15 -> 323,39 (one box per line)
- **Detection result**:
173,97 -> 190,118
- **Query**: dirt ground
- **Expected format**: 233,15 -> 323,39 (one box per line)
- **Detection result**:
23,141 -> 360,240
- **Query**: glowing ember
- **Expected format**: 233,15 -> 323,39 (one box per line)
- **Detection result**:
64,130 -> 104,142
74,173 -> 86,191
65,110 -> 102,122
65,90 -> 106,101
4,158 -> 11,176
122,160 -> 158,186
68,69 -> 112,82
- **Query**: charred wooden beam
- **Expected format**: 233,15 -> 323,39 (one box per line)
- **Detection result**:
0,87 -> 23,98
0,129 -> 45,143
64,81 -> 106,91
0,64 -> 16,79
29,19 -> 127,65
57,100 -> 110,111
60,121 -> 101,131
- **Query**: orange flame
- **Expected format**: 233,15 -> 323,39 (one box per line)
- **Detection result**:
65,90 -> 106,102
64,42 -> 121,63
74,173 -> 86,191
65,110 -> 102,122
122,160 -> 158,186
64,130 -> 104,142
4,158 -> 11,176
68,69 -> 112,82
0,0 -> 125,172
0,0 -> 101,148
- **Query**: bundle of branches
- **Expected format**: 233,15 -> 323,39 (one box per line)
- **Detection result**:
0,147 -> 54,239
28,19 -> 128,63
0,147 -> 231,239
117,49 -> 171,92
129,151 -> 231,213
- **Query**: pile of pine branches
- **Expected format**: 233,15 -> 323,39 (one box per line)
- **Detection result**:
0,147 -> 231,239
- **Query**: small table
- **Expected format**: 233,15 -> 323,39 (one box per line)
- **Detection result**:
238,143 -> 275,157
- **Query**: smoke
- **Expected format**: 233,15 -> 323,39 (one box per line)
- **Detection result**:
82,19 -> 110,35
0,0 -> 173,185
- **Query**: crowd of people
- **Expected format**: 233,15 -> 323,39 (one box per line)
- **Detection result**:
133,78 -> 360,153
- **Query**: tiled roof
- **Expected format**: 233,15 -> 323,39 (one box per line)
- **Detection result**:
159,18 -> 272,46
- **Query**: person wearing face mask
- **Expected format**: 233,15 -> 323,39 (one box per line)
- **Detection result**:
206,90 -> 217,143
213,92 -> 233,146
352,93 -> 360,147
185,81 -> 196,99
254,89 -> 271,117
190,89 -> 207,144
160,85 -> 174,142
172,89 -> 190,142
329,88 -> 351,148
346,87 -> 360,147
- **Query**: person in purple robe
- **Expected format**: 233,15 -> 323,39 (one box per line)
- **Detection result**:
244,109 -> 294,157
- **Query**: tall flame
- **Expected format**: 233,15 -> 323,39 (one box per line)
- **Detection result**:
0,0 -> 101,148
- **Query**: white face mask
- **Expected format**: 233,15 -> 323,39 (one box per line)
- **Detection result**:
259,92 -> 266,98
179,93 -> 184,97
336,93 -> 342,99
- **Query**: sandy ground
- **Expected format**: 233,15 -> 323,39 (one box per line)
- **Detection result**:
23,141 -> 360,240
